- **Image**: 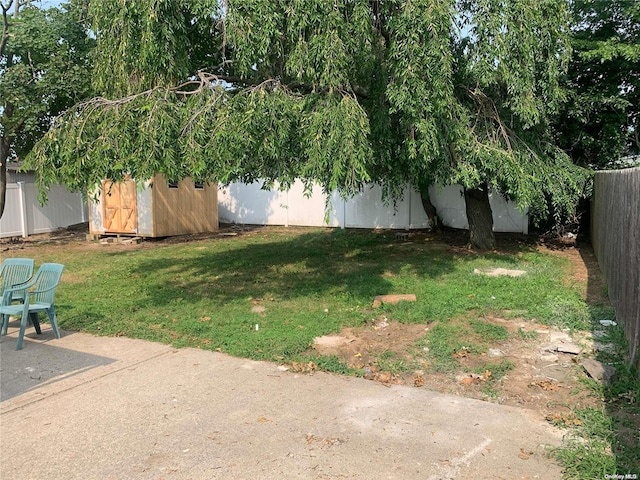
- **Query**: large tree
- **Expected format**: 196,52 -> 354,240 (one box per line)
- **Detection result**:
555,0 -> 640,168
0,0 -> 93,218
27,0 -> 591,249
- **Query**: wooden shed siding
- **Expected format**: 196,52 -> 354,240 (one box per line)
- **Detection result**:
88,175 -> 218,237
151,176 -> 218,237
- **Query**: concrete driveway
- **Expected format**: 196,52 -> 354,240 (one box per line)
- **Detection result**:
1,325 -> 565,479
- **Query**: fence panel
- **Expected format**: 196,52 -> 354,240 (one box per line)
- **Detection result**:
219,181 -> 528,233
0,182 -> 86,238
591,167 -> 640,372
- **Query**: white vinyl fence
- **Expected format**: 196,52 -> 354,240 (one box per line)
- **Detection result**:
0,182 -> 87,238
219,181 -> 528,233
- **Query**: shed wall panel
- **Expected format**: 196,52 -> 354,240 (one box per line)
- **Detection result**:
152,176 -> 218,237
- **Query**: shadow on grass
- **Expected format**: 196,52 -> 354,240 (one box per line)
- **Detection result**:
55,227 -> 545,360
122,229 -> 459,309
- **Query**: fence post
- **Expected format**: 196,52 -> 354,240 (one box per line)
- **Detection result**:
342,197 -> 346,229
17,181 -> 28,238
81,195 -> 88,223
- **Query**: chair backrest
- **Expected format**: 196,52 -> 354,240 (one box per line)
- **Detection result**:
30,263 -> 64,305
0,258 -> 35,295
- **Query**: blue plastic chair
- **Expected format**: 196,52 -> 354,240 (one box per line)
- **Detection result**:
0,258 -> 35,303
0,263 -> 64,350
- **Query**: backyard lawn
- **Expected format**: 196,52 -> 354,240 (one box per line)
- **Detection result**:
14,226 -> 599,360
1,225 -> 638,476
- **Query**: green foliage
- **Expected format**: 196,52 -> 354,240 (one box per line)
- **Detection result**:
554,0 -> 640,167
1,1 -> 93,160
90,0 -> 220,96
31,81 -> 372,200
26,0 -> 591,235
553,310 -> 640,475
375,351 -> 413,375
517,328 -> 538,341
553,408 -> 617,479
545,295 -> 592,331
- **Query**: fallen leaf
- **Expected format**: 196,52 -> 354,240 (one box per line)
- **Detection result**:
459,372 -> 490,385
373,372 -> 402,386
460,375 -> 476,385
532,380 -> 560,391
545,413 -> 583,426
518,448 -> 533,460
290,361 -> 317,374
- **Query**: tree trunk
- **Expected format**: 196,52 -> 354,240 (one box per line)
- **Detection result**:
464,183 -> 495,250
418,185 -> 441,232
0,135 -> 8,219
0,99 -> 13,220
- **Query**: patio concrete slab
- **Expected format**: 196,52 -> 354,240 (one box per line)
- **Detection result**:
1,327 -> 565,479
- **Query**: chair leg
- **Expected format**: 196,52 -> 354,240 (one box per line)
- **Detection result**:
30,312 -> 42,334
46,307 -> 60,339
0,314 -> 7,336
16,313 -> 28,350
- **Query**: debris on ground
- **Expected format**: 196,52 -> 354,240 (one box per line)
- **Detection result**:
289,361 -> 318,374
473,268 -> 527,277
599,319 -> 617,327
372,294 -> 417,308
457,371 -> 492,385
531,380 -> 561,391
582,358 -> 617,385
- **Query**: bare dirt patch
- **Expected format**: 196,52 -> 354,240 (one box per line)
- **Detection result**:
313,316 -> 430,385
311,314 -> 601,420
0,222 -> 271,256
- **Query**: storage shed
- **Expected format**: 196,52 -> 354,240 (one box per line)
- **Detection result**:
88,175 -> 218,237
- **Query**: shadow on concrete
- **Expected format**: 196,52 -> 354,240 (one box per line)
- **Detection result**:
0,327 -> 115,402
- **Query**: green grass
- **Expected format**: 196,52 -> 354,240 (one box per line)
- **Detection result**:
469,319 -> 509,341
420,319 -> 509,372
28,228 -> 582,362
375,350 -> 415,375
476,360 -> 515,399
517,327 -> 539,340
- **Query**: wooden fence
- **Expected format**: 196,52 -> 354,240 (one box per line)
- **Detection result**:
591,167 -> 640,372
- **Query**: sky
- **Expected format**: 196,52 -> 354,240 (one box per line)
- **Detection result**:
37,0 -> 63,8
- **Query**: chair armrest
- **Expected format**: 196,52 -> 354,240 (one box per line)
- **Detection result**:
1,281 -> 33,305
26,284 -> 60,298
5,276 -> 38,293
1,289 -> 14,306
